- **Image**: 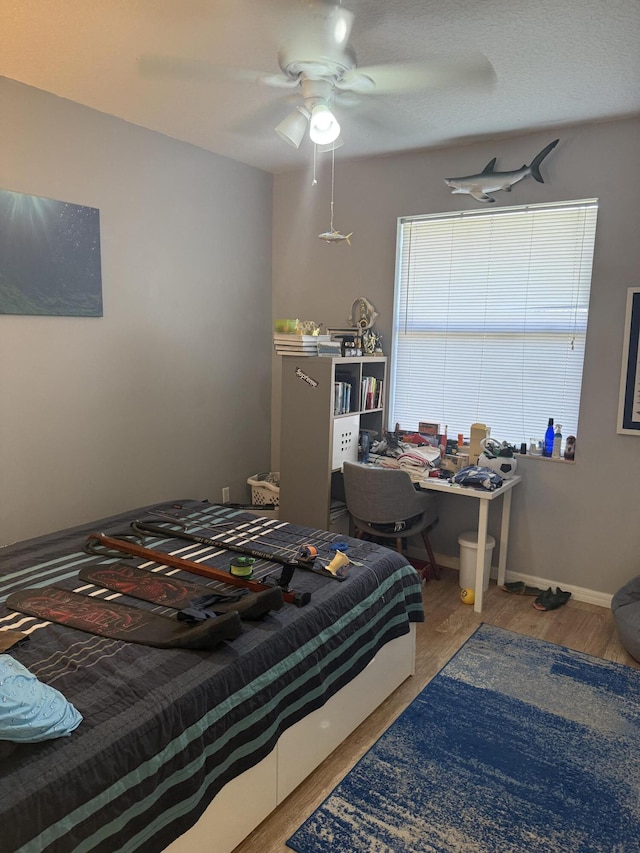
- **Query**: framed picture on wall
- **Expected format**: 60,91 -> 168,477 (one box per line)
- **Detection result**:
617,287 -> 640,434
0,188 -> 102,317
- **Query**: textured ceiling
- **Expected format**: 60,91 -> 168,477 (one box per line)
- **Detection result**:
2,0 -> 640,173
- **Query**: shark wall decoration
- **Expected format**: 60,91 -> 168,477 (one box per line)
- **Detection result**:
444,139 -> 560,203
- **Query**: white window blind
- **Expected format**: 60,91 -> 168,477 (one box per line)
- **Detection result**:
390,199 -> 598,445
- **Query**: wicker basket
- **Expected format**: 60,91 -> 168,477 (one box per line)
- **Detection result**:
247,472 -> 280,507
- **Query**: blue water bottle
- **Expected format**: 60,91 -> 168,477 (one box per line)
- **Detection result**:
543,418 -> 554,457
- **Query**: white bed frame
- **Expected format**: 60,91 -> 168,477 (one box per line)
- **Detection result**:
165,625 -> 416,853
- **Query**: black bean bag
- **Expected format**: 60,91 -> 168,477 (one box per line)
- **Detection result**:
611,575 -> 640,663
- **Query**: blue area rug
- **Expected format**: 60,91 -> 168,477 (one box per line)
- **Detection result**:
287,623 -> 640,853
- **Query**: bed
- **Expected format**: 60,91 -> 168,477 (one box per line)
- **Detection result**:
0,499 -> 422,853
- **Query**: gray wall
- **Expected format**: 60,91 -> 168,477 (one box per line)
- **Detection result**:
272,118 -> 640,598
0,78 -> 273,544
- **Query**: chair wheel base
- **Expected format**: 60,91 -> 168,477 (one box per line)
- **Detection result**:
354,530 -> 441,581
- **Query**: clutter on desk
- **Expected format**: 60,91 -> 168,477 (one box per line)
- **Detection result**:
477,438 -> 518,479
440,453 -> 470,473
365,421 -> 518,490
469,423 -> 490,464
529,437 -> 543,456
452,465 -> 504,491
417,421 -> 448,454
371,442 -> 441,478
368,426 -> 442,479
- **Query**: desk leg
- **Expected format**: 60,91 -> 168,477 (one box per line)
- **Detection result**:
496,489 -> 513,588
473,501 -> 489,613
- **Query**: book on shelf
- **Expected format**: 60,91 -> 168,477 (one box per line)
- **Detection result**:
275,346 -> 318,356
334,371 -> 357,415
274,342 -> 319,350
326,327 -> 358,337
361,375 -> 383,409
273,334 -> 331,343
273,333 -> 333,356
333,380 -> 353,415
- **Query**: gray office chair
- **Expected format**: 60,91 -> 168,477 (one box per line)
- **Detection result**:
342,461 -> 441,581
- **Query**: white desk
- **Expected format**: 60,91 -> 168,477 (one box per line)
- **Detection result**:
417,475 -> 522,613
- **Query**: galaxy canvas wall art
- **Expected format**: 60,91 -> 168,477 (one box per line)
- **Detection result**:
0,189 -> 102,316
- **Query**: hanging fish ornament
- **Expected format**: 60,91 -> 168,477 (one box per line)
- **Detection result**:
444,139 -> 559,203
318,143 -> 352,245
319,229 -> 352,244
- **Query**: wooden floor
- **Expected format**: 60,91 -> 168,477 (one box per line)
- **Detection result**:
232,569 -> 638,853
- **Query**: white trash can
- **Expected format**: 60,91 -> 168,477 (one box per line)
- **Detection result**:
458,530 -> 496,591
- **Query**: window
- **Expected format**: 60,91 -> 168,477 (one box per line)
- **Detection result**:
390,199 -> 598,447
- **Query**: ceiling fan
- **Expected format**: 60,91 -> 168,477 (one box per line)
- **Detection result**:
139,0 -> 496,150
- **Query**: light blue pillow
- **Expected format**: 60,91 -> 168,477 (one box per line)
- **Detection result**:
0,655 -> 82,742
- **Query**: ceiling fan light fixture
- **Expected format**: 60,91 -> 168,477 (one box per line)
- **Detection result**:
275,106 -> 311,148
309,104 -> 340,145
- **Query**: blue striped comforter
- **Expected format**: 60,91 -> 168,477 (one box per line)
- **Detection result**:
0,500 -> 423,852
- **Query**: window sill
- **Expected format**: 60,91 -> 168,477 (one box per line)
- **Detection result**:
519,454 -> 575,464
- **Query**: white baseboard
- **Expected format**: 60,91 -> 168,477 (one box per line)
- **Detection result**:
494,571 -> 613,609
410,548 -> 613,609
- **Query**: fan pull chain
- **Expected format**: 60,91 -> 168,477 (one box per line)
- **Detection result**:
312,143 -> 318,186
329,144 -> 335,231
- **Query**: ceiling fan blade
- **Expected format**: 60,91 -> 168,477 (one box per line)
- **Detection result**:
339,53 -> 496,95
138,55 -> 230,82
230,96 -> 300,136
137,55 -> 297,89
333,90 -> 361,108
332,97 -> 419,138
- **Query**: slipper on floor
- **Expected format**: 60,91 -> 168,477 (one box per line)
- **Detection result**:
501,581 -> 546,596
533,587 -> 571,611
